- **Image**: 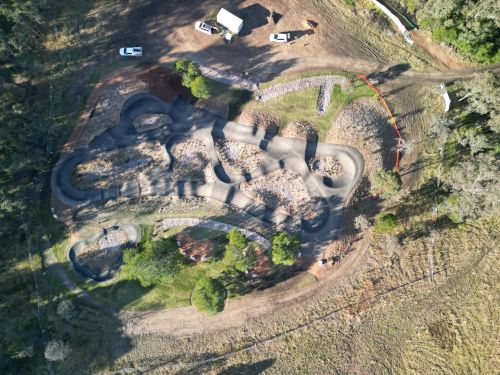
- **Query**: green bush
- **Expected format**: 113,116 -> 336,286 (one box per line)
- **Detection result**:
369,169 -> 402,198
223,229 -> 257,272
270,232 -> 300,266
191,277 -> 227,314
174,58 -> 213,98
122,236 -> 185,287
374,213 -> 398,233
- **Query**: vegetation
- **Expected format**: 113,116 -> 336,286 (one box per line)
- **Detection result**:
122,234 -> 185,287
44,340 -> 71,362
174,59 -> 213,98
222,229 -> 257,272
432,72 -> 499,223
191,277 -> 227,315
369,169 -> 402,198
406,0 -> 499,63
374,213 -> 398,233
250,75 -> 375,140
270,232 -> 300,266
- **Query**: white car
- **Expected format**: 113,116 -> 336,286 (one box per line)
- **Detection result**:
119,47 -> 142,56
269,33 -> 290,43
195,22 -> 218,35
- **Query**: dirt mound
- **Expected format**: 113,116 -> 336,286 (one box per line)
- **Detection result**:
239,108 -> 280,134
215,140 -> 264,175
133,113 -> 172,133
241,168 -> 310,216
326,97 -> 389,171
171,138 -> 215,182
309,154 -> 343,177
281,121 -> 318,140
76,230 -> 128,276
72,141 -> 167,190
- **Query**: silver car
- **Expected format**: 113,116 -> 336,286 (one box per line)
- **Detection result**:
269,33 -> 290,43
119,47 -> 142,56
195,22 -> 218,35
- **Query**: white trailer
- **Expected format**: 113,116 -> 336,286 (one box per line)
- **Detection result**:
217,8 -> 243,34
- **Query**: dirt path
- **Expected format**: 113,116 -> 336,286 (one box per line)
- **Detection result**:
121,231 -> 370,337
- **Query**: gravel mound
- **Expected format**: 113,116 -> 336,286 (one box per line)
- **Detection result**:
72,141 -> 167,190
239,108 -> 280,134
309,155 -> 344,177
132,113 -> 172,133
240,168 -> 311,217
215,140 -> 264,175
326,97 -> 388,170
171,138 -> 215,182
281,121 -> 318,140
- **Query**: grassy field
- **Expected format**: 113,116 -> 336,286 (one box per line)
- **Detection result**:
243,76 -> 375,141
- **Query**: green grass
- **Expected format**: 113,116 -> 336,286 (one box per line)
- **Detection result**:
249,80 -> 375,141
88,259 -> 227,310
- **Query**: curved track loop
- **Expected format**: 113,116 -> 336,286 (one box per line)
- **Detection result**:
51,94 -> 364,259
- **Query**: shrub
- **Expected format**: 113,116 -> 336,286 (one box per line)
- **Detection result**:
370,169 -> 402,198
354,215 -> 370,231
56,300 -> 74,321
374,213 -> 398,233
190,75 -> 212,99
44,340 -> 70,362
223,229 -> 257,272
192,277 -> 227,314
122,236 -> 185,287
270,232 -> 300,266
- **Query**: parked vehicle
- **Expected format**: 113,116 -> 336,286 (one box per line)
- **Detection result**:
119,47 -> 142,56
195,22 -> 218,35
269,33 -> 290,43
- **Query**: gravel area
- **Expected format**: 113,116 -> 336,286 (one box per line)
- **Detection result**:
215,140 -> 264,175
326,97 -> 388,170
76,230 -> 128,275
281,121 -> 318,140
171,138 -> 216,182
72,141 -> 167,190
240,168 -> 311,217
132,113 -> 172,133
309,155 -> 344,177
257,75 -> 352,114
162,218 -> 270,248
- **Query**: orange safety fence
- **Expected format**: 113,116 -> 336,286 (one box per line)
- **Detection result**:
357,75 -> 401,170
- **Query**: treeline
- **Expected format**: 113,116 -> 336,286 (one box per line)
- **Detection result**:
403,0 -> 499,63
429,72 -> 499,223
0,1 -> 51,251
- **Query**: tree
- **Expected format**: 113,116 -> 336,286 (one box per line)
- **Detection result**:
441,154 -> 499,223
56,300 -> 75,321
174,58 -> 213,98
44,340 -> 70,362
122,236 -> 185,287
374,213 -> 398,233
270,232 -> 300,266
191,277 -> 227,314
369,169 -> 402,198
190,75 -> 212,99
223,229 -> 257,272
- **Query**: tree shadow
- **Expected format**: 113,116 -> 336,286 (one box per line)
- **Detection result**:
237,3 -> 270,37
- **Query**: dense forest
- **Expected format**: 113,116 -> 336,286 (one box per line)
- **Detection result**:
402,0 -> 499,63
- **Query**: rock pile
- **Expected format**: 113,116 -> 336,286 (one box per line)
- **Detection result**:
171,138 -> 215,182
215,140 -> 264,175
72,141 -> 167,190
239,108 -> 280,134
132,113 -> 172,133
309,155 -> 344,177
241,168 -> 310,217
281,121 -> 318,140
